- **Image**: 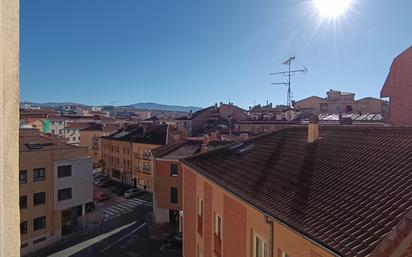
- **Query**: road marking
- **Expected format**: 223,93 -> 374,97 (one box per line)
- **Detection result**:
48,221 -> 136,257
100,222 -> 146,252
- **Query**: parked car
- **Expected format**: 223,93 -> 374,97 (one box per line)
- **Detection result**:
124,188 -> 145,198
94,191 -> 108,201
161,232 -> 182,252
93,171 -> 105,178
97,179 -> 118,188
94,176 -> 107,185
111,184 -> 133,195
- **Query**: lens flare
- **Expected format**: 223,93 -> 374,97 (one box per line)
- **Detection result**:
314,0 -> 353,17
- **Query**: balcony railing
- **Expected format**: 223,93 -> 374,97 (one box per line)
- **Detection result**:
197,215 -> 203,236
214,234 -> 222,257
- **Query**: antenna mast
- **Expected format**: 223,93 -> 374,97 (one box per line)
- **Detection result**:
270,56 -> 307,107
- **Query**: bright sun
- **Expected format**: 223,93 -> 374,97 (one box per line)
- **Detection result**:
314,0 -> 353,17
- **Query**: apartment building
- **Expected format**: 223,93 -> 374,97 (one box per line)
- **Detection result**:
176,103 -> 247,136
79,123 -> 120,168
152,138 -> 231,231
181,123 -> 412,257
381,45 -> 412,126
294,89 -> 386,114
101,124 -> 183,191
19,128 -> 93,255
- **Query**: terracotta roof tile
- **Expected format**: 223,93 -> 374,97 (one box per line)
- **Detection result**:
182,126 -> 412,256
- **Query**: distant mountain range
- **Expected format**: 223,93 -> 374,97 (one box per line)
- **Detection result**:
126,102 -> 202,112
21,101 -> 203,113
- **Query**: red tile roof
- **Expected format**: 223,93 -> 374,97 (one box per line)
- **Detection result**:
182,126 -> 412,257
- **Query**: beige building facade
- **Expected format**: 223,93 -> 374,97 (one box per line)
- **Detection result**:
19,129 -> 93,255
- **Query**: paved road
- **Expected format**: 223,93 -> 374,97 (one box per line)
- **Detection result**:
28,194 -> 180,257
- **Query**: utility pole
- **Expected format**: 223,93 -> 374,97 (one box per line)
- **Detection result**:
270,56 -> 307,107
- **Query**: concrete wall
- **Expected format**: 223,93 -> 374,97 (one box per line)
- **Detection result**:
54,157 -> 93,211
0,0 -> 20,256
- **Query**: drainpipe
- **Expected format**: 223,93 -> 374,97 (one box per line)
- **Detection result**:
265,216 -> 274,257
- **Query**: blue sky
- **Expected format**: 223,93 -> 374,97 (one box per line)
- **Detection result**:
20,0 -> 412,108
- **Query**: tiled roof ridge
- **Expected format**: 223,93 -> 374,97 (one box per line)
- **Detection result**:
182,130 -> 277,162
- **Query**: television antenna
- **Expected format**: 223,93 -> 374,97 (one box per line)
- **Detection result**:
270,56 -> 307,107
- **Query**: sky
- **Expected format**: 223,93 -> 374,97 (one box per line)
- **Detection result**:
20,0 -> 412,109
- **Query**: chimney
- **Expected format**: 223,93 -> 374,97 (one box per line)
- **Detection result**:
307,115 -> 319,143
201,143 -> 208,153
203,135 -> 210,145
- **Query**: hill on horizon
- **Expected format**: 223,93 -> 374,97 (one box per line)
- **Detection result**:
21,101 -> 203,113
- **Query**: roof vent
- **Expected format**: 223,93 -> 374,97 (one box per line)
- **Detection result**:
230,143 -> 244,151
27,142 -> 43,149
237,144 -> 255,154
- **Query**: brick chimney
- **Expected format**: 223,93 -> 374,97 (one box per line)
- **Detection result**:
307,115 -> 319,143
201,135 -> 210,153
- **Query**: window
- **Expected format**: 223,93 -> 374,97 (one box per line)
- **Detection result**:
33,168 -> 45,182
19,170 -> 27,184
21,242 -> 28,249
214,214 -> 222,256
197,198 -> 203,235
215,215 -> 222,238
58,188 -> 72,201
117,157 -> 119,164
254,236 -> 267,257
170,164 -> 178,176
33,192 -> 46,206
20,195 -> 27,209
112,169 -> 121,179
20,221 -> 28,235
170,187 -> 178,204
123,159 -> 126,165
33,216 -> 46,231
123,147 -> 126,154
33,237 -> 46,244
57,165 -> 72,178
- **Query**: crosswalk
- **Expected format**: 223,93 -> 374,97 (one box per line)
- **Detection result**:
103,198 -> 152,222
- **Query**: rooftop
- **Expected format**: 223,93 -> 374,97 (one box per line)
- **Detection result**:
103,124 -> 176,145
20,129 -> 79,152
182,126 -> 412,257
152,139 -> 231,159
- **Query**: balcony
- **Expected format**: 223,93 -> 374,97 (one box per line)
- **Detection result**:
214,234 -> 222,257
197,215 -> 203,236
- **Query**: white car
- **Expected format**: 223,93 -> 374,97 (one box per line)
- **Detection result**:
124,188 -> 144,198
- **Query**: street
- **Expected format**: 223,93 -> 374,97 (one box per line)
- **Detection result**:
28,188 -> 181,257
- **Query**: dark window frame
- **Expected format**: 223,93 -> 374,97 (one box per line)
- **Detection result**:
20,195 -> 27,209
33,216 -> 46,231
58,188 -> 72,202
20,221 -> 28,235
170,187 -> 178,204
33,168 -> 46,182
57,165 -> 72,178
33,192 -> 46,206
19,170 -> 27,184
170,164 -> 179,177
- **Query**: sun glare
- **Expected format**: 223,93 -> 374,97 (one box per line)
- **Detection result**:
314,0 -> 353,17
